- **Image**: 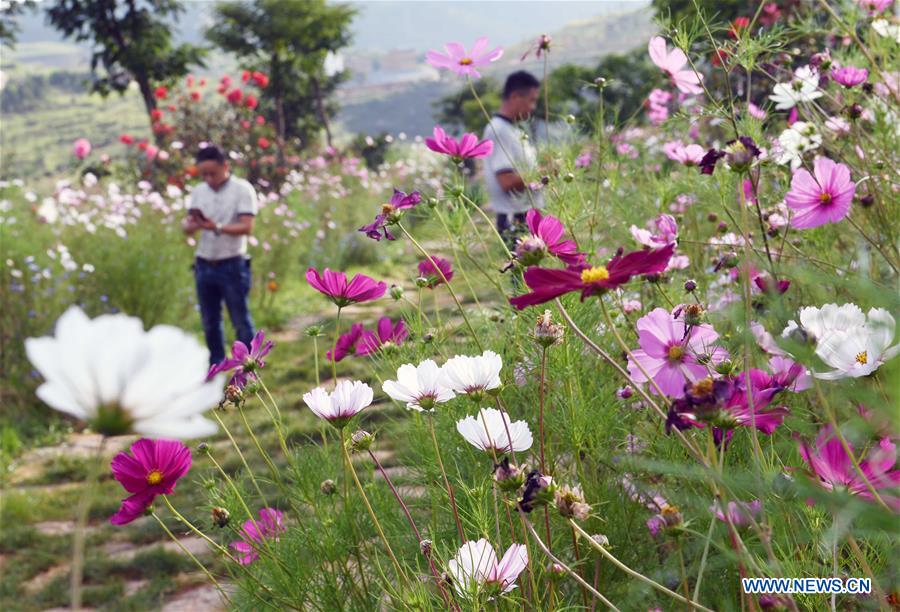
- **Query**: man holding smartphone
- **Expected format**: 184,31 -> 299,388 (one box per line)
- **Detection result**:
182,144 -> 258,367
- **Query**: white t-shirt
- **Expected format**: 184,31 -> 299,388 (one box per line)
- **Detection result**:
482,114 -> 544,215
189,176 -> 258,260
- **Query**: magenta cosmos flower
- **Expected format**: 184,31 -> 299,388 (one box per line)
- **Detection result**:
73,138 -> 92,159
648,36 -> 703,95
425,125 -> 493,161
627,307 -> 728,398
426,37 -> 503,78
306,267 -> 387,307
785,157 -> 855,229
109,438 -> 192,525
230,507 -> 286,565
831,66 -> 868,88
516,208 -> 585,266
207,330 -> 274,387
327,322 -> 364,363
418,256 -> 454,288
358,316 -> 408,356
508,243 -> 675,310
798,425 -> 900,510
359,188 -> 421,241
630,213 -> 678,248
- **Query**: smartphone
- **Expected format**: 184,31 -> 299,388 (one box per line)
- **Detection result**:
188,208 -> 209,221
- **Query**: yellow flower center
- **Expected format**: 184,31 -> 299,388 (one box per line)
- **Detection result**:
381,203 -> 395,215
668,345 -> 685,361
855,351 -> 868,365
691,377 -> 714,396
580,266 -> 610,284
819,192 -> 832,204
459,57 -> 474,66
146,470 -> 164,485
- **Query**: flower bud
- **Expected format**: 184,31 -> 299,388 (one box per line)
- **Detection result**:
616,385 -> 633,399
548,562 -> 566,577
540,175 -> 550,185
389,284 -> 404,300
591,533 -> 609,547
196,442 -> 209,454
684,279 -> 697,292
717,221 -> 729,233
860,194 -> 874,208
415,276 -> 429,288
426,197 -> 439,208
594,77 -> 607,88
563,172 -> 575,183
211,506 -> 230,528
707,213 -> 718,222
564,114 -> 577,124
348,430 -> 375,453
320,479 -> 337,495
493,457 -> 527,493
305,325 -> 324,337
419,539 -> 433,558
224,384 -> 244,404
515,235 -> 548,267
519,470 -> 556,512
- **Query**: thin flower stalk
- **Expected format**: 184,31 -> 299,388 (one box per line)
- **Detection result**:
428,416 -> 466,543
152,511 -> 230,606
397,222 -> 483,351
211,410 -> 269,505
70,438 -> 105,611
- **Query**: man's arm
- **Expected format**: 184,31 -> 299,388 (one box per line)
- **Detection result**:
182,216 -> 201,235
495,169 -> 528,194
197,214 -> 254,236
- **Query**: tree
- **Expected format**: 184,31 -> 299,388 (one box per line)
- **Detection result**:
44,0 -> 206,121
434,77 -> 501,135
1,0 -> 37,48
206,0 -> 355,149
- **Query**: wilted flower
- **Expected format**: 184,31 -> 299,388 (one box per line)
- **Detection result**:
383,359 -> 456,411
109,439 -> 192,525
303,380 -> 374,428
555,484 -> 591,520
212,506 -> 231,528
25,306 -> 222,438
447,539 -> 528,597
426,37 -> 503,78
533,310 -> 564,347
359,189 -> 421,241
457,408 -> 533,453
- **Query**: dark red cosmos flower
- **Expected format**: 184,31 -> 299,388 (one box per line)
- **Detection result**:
508,243 -> 675,310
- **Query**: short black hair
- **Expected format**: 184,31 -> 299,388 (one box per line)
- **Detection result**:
502,71 -> 541,99
196,144 -> 226,164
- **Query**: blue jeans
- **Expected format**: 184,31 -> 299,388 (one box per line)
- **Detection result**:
194,256 -> 255,366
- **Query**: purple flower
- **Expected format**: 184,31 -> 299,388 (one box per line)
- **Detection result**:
109,439 -> 191,525
306,267 -> 386,308
798,425 -> 900,510
831,66 -> 868,88
417,256 -> 454,288
784,157 -> 855,229
327,323 -> 364,363
425,125 -> 493,161
359,189 -> 421,241
627,308 -> 728,398
426,37 -> 503,78
357,317 -> 408,356
207,330 -> 274,386
630,214 -> 678,248
712,499 -> 762,527
230,508 -> 285,565
520,208 -> 585,266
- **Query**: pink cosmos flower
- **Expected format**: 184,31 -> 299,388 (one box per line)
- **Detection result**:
426,37 -> 503,78
630,214 -> 678,248
73,138 -> 92,159
712,499 -> 762,527
418,256 -> 454,288
509,243 -> 675,310
207,330 -> 274,387
327,323 -> 364,363
798,425 -> 900,510
575,152 -> 592,168
109,439 -> 191,525
648,36 -> 704,95
747,102 -> 767,120
230,508 -> 286,565
784,157 -> 855,229
832,66 -> 868,88
517,208 -> 585,266
357,317 -> 408,356
425,125 -> 493,161
856,0 -> 892,14
306,267 -> 386,307
664,141 -> 706,166
627,307 -> 728,398
646,88 -> 672,125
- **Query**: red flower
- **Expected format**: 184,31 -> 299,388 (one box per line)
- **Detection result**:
509,243 -> 675,310
190,91 -> 201,102
154,85 -> 168,100
220,75 -> 232,87
251,72 -> 269,88
119,134 -> 134,145
150,109 -> 164,122
258,137 -> 271,149
242,70 -> 251,83
255,115 -> 265,125
240,119 -> 250,129
728,16 -> 750,39
167,104 -> 176,112
227,88 -> 243,105
244,94 -> 258,109
186,75 -> 195,88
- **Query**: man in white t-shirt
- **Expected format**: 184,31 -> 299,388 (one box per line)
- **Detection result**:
182,145 -> 258,367
482,70 -> 544,245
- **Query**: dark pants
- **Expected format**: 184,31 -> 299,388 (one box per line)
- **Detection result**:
194,256 -> 255,366
496,212 -> 527,250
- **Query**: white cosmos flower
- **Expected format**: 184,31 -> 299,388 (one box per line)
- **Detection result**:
303,380 -> 373,426
873,19 -> 900,44
447,539 -> 528,597
769,66 -> 823,110
774,122 -> 822,169
782,304 -> 899,380
441,350 -> 502,396
25,306 -> 222,438
382,359 -> 455,411
456,408 -> 533,453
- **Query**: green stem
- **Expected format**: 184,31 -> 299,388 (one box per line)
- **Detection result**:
151,512 -> 230,605
211,410 -> 268,506
428,416 -> 466,543
331,307 -> 343,386
70,437 -> 105,611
